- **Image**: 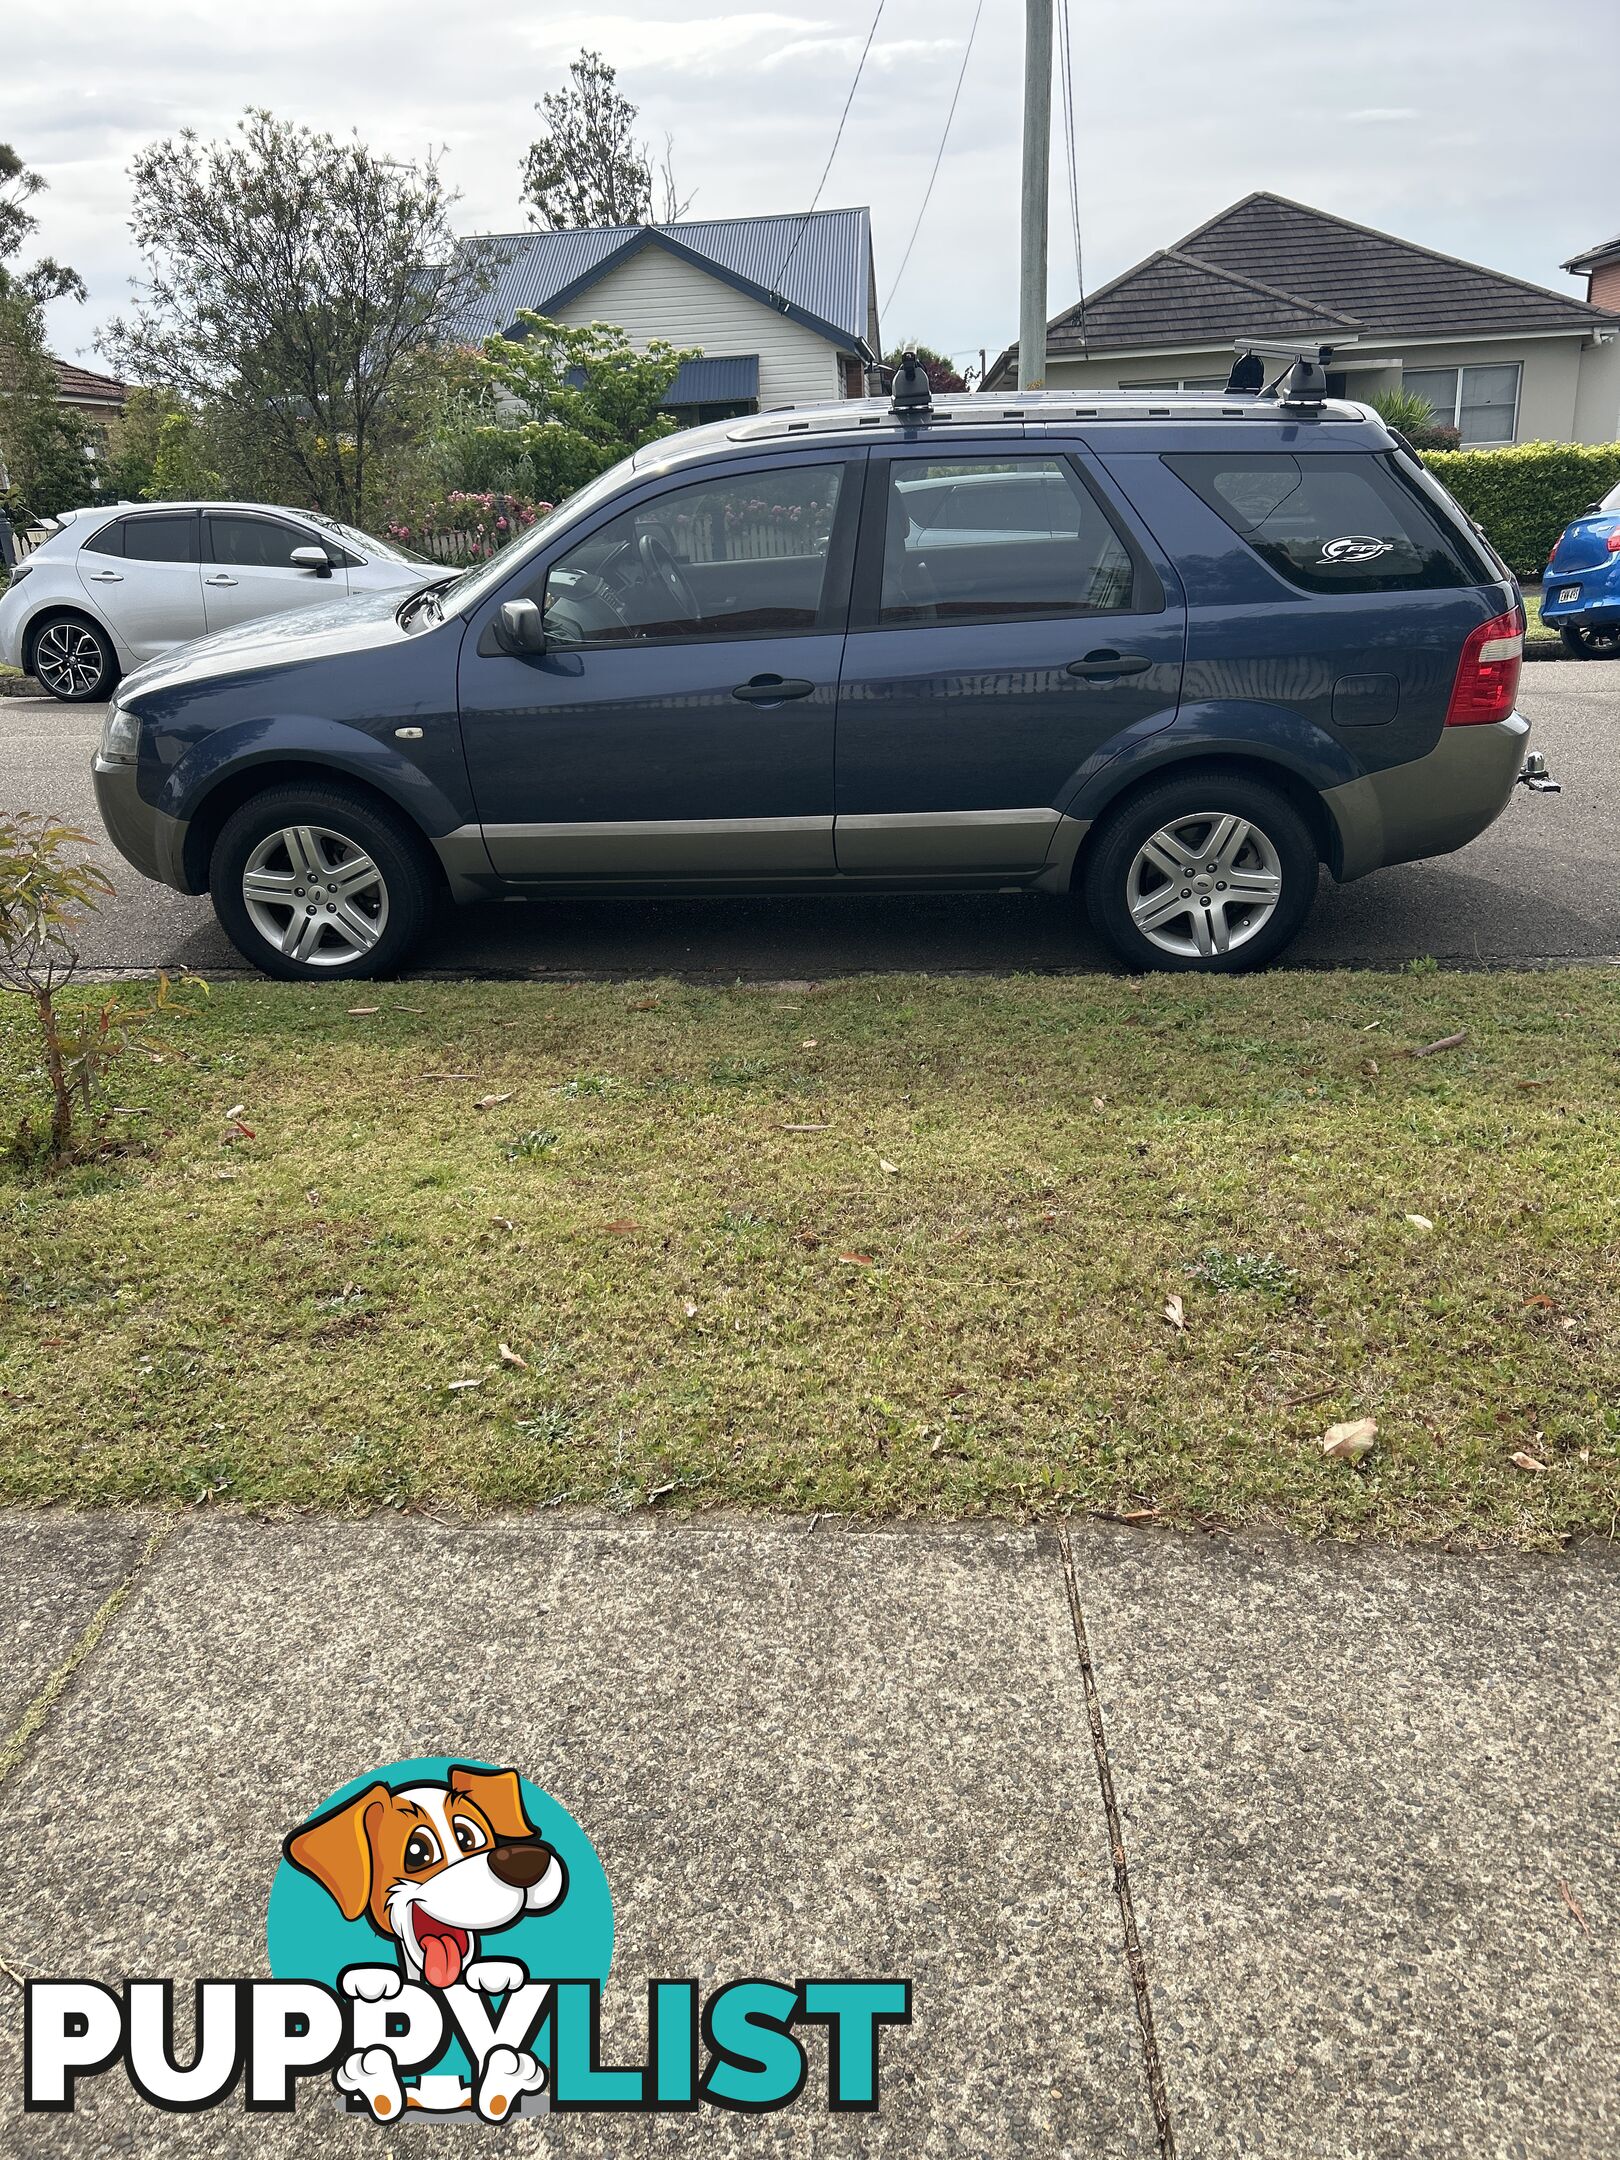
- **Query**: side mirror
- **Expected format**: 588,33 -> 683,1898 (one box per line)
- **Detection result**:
496,598 -> 547,655
290,546 -> 332,577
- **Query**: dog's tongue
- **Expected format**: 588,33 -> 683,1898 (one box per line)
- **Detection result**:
421,1928 -> 463,1990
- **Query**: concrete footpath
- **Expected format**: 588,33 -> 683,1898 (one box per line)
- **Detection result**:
0,1513 -> 1613,2158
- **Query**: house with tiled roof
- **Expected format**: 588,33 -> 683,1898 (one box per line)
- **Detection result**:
986,192 -> 1620,446
449,208 -> 880,423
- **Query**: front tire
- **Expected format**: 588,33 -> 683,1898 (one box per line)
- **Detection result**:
29,613 -> 120,702
209,784 -> 436,981
1559,621 -> 1620,659
1082,773 -> 1318,973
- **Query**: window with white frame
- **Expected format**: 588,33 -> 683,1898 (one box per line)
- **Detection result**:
1117,376 -> 1230,392
1403,363 -> 1521,446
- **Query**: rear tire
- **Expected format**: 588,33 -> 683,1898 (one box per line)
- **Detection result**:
1082,772 -> 1318,973
1559,621 -> 1620,659
209,784 -> 436,981
28,612 -> 120,702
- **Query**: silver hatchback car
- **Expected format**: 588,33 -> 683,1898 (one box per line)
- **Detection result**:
0,501 -> 434,701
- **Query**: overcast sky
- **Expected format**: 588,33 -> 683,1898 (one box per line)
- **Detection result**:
11,0 -> 1617,377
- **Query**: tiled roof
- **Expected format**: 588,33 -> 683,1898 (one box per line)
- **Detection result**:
1563,230 -> 1620,274
54,358 -> 127,406
450,208 -> 874,355
991,192 -> 1616,382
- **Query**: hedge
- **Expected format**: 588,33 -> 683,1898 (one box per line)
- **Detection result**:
1421,440 -> 1620,578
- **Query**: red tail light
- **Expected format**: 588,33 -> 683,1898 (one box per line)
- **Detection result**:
1606,530 -> 1620,553
1445,606 -> 1523,726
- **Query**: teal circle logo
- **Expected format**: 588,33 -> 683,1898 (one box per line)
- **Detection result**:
267,1756 -> 613,1990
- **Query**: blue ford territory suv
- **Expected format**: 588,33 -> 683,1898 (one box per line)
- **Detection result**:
92,380 -> 1544,977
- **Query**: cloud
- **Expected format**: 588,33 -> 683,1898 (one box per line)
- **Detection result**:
1344,107 -> 1422,123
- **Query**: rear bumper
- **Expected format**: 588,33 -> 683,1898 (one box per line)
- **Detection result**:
92,755 -> 190,890
1323,714 -> 1531,882
1540,574 -> 1620,624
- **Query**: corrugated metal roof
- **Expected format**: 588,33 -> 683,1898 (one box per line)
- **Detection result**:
450,208 -> 872,351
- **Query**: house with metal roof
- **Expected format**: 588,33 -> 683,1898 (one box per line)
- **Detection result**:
449,208 -> 881,424
986,192 -> 1620,446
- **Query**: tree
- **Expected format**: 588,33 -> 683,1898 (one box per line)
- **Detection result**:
883,343 -> 969,395
0,145 -> 91,521
469,313 -> 694,499
99,111 -> 489,528
521,51 -> 671,229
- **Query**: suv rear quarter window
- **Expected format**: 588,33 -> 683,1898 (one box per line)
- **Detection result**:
1163,451 -> 1477,595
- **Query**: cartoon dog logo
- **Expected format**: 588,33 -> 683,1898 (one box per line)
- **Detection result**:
285,1763 -> 567,2120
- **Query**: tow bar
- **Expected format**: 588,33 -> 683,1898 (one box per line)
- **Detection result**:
1518,750 -> 1561,794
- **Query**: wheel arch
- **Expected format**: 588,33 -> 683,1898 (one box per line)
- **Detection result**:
180,760 -> 452,899
1071,749 -> 1341,887
22,602 -> 118,680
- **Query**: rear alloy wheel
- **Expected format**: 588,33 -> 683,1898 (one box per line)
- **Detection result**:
210,785 -> 435,981
1084,775 -> 1318,973
1559,621 -> 1620,659
30,614 -> 119,702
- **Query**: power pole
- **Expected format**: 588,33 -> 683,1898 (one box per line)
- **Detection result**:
1019,0 -> 1053,392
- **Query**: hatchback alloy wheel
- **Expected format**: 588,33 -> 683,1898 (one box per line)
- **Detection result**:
1559,621 -> 1620,659
32,618 -> 114,701
1125,811 -> 1284,960
240,824 -> 391,967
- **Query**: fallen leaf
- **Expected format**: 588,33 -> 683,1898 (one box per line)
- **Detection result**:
1558,1880 -> 1591,1936
1360,1020 -> 1381,1032
392,1004 -> 425,1013
603,1218 -> 639,1234
1322,1416 -> 1377,1462
447,1378 -> 483,1392
801,1038 -> 819,1048
1515,1078 -> 1548,1092
1523,1294 -> 1555,1310
1405,1213 -> 1434,1232
1163,1293 -> 1186,1331
1092,1095 -> 1107,1111
1119,1507 -> 1159,1523
837,1252 -> 876,1267
346,1005 -> 380,1016
1411,1029 -> 1467,1059
682,1298 -> 698,1319
1362,1059 -> 1380,1077
472,1093 -> 512,1111
225,1104 -> 245,1120
879,1158 -> 900,1175
783,1122 -> 831,1132
489,1216 -> 515,1233
498,1343 -> 528,1370
628,997 -> 660,1011
1509,1451 -> 1547,1473
229,1119 -> 256,1140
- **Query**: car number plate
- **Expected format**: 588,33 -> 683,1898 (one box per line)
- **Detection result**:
1559,585 -> 1582,603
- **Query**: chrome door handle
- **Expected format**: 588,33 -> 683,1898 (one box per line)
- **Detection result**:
87,570 -> 123,582
206,574 -> 238,587
732,675 -> 816,705
1066,650 -> 1152,679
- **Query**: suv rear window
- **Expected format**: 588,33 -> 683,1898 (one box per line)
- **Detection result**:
1163,451 -> 1476,594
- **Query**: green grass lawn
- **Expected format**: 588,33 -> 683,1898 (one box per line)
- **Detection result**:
1,972 -> 1616,1545
1523,588 -> 1560,646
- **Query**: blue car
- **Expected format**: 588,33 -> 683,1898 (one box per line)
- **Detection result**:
1541,479 -> 1620,656
92,368 -> 1552,979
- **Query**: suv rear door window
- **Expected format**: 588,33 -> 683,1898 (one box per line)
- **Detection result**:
1163,452 -> 1475,594
874,455 -> 1139,624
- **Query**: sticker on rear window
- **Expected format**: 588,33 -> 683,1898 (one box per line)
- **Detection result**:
1320,535 -> 1393,564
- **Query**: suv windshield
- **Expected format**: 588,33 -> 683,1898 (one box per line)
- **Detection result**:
431,454 -> 645,618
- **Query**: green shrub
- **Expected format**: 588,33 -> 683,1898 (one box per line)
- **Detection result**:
1421,440 -> 1620,577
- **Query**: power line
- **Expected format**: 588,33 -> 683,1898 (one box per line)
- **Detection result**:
771,0 -> 888,304
1056,0 -> 1087,346
882,0 -> 986,318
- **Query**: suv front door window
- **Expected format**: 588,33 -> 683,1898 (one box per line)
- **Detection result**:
458,457 -> 859,878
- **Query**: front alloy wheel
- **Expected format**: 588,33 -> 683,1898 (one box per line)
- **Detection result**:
32,616 -> 117,702
241,824 -> 391,967
210,784 -> 435,980
1559,621 -> 1620,659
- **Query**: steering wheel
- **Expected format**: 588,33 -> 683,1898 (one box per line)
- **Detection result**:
637,530 -> 701,624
